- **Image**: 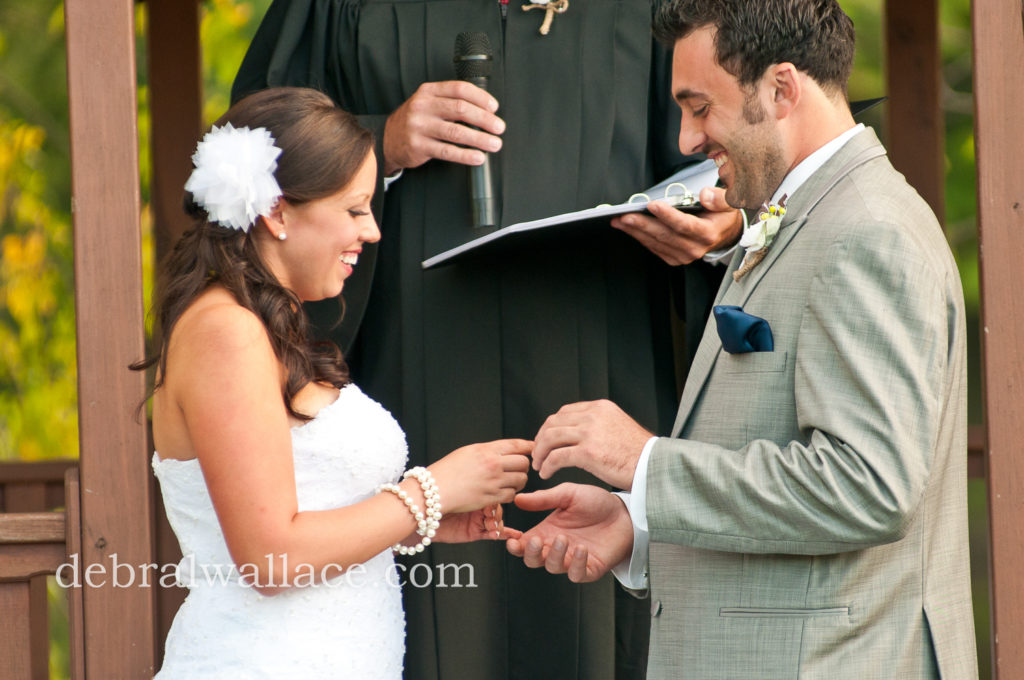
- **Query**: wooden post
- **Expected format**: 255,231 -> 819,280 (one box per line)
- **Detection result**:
145,0 -> 202,661
148,0 -> 203,259
65,0 -> 155,675
973,0 -> 1024,677
884,0 -> 945,225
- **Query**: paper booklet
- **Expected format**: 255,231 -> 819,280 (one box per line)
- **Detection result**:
421,159 -> 720,269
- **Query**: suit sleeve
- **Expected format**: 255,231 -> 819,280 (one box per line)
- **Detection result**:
645,224 -> 953,555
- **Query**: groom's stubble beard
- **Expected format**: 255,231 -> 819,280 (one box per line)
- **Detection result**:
723,90 -> 788,211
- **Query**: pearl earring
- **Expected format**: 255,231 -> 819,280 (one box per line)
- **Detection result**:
278,232 -> 287,241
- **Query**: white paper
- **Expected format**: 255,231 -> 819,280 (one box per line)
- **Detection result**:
421,159 -> 720,269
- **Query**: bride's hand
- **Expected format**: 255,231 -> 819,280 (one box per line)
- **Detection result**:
428,438 -> 532,515
432,504 -> 522,543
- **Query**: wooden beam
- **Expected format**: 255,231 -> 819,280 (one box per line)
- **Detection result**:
64,0 -> 155,676
144,3 -> 200,660
0,543 -> 67,581
147,0 -> 202,260
0,513 -> 66,544
0,460 -> 77,484
973,0 -> 1024,677
884,0 -> 945,225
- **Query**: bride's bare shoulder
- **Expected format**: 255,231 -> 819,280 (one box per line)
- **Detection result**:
172,287 -> 269,352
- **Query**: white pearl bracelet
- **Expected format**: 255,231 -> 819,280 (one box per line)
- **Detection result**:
377,466 -> 442,555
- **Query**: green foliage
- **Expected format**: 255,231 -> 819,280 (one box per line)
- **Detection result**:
200,0 -> 273,124
0,1 -> 75,461
0,0 -> 268,463
0,103 -> 78,462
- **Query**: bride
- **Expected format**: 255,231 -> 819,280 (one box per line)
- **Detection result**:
135,87 -> 531,678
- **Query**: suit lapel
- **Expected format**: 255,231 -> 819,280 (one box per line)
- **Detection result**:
670,129 -> 888,438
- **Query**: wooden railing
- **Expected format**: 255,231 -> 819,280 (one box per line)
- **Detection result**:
0,461 -> 83,680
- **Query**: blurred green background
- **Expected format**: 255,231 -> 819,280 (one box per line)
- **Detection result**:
0,0 -> 988,677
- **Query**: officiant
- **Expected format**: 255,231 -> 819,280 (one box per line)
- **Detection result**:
232,1 -> 742,677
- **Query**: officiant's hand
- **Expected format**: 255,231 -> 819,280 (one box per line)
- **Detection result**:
506,483 -> 633,583
382,81 -> 505,176
611,185 -> 742,265
532,399 -> 650,490
428,438 -> 531,515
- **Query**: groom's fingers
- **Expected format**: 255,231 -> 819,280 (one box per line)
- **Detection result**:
513,484 -> 570,512
506,537 -> 524,557
567,545 -> 589,583
531,428 -> 562,473
522,536 -> 546,568
533,409 -> 588,472
544,536 -> 569,574
537,444 -> 582,480
501,526 -> 523,540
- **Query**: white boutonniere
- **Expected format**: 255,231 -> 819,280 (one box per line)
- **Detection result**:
733,195 -> 788,281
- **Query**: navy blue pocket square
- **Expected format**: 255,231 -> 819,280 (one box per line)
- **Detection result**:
713,305 -> 774,354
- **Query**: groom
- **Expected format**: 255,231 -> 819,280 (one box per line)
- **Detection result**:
508,0 -> 978,677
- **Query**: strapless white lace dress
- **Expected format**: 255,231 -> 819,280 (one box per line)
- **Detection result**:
152,383 -> 408,679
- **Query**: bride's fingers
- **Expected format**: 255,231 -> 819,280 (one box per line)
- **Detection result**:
503,454 -> 531,471
484,511 -> 502,538
502,471 -> 529,493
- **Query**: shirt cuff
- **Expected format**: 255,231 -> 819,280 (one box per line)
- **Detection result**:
629,436 -> 656,531
609,436 -> 658,590
383,168 -> 404,191
610,491 -> 650,590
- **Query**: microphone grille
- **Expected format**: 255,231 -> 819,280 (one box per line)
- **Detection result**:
454,32 -> 493,79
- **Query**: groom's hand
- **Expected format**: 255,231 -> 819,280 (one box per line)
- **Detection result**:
611,185 -> 742,265
506,483 -> 634,583
532,399 -> 650,490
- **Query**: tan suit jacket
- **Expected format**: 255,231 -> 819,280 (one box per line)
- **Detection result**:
644,129 -> 978,679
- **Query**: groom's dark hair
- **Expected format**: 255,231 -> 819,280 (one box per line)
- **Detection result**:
653,0 -> 855,96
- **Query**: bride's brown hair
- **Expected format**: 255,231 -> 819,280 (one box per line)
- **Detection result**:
132,87 -> 373,421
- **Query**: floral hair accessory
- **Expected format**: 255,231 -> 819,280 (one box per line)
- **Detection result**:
733,194 -> 787,281
184,123 -> 283,232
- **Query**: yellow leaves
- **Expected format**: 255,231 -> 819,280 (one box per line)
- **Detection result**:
3,232 -> 58,320
1,118 -> 77,460
1,121 -> 47,224
199,0 -> 272,123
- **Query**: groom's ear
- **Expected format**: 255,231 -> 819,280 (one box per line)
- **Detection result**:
767,62 -> 801,120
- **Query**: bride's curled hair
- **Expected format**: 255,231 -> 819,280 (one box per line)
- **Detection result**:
133,87 -> 374,421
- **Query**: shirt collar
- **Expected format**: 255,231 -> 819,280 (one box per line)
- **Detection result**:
771,123 -> 864,205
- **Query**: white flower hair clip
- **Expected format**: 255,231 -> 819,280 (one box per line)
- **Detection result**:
185,122 -> 283,232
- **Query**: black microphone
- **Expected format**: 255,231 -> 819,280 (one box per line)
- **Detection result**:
453,32 -> 498,228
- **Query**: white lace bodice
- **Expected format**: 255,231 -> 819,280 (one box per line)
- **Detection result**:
152,383 -> 408,679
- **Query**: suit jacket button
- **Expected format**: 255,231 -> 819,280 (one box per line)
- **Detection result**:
651,600 -> 662,617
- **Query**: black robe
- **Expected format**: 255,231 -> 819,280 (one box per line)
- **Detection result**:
234,1 -> 722,677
